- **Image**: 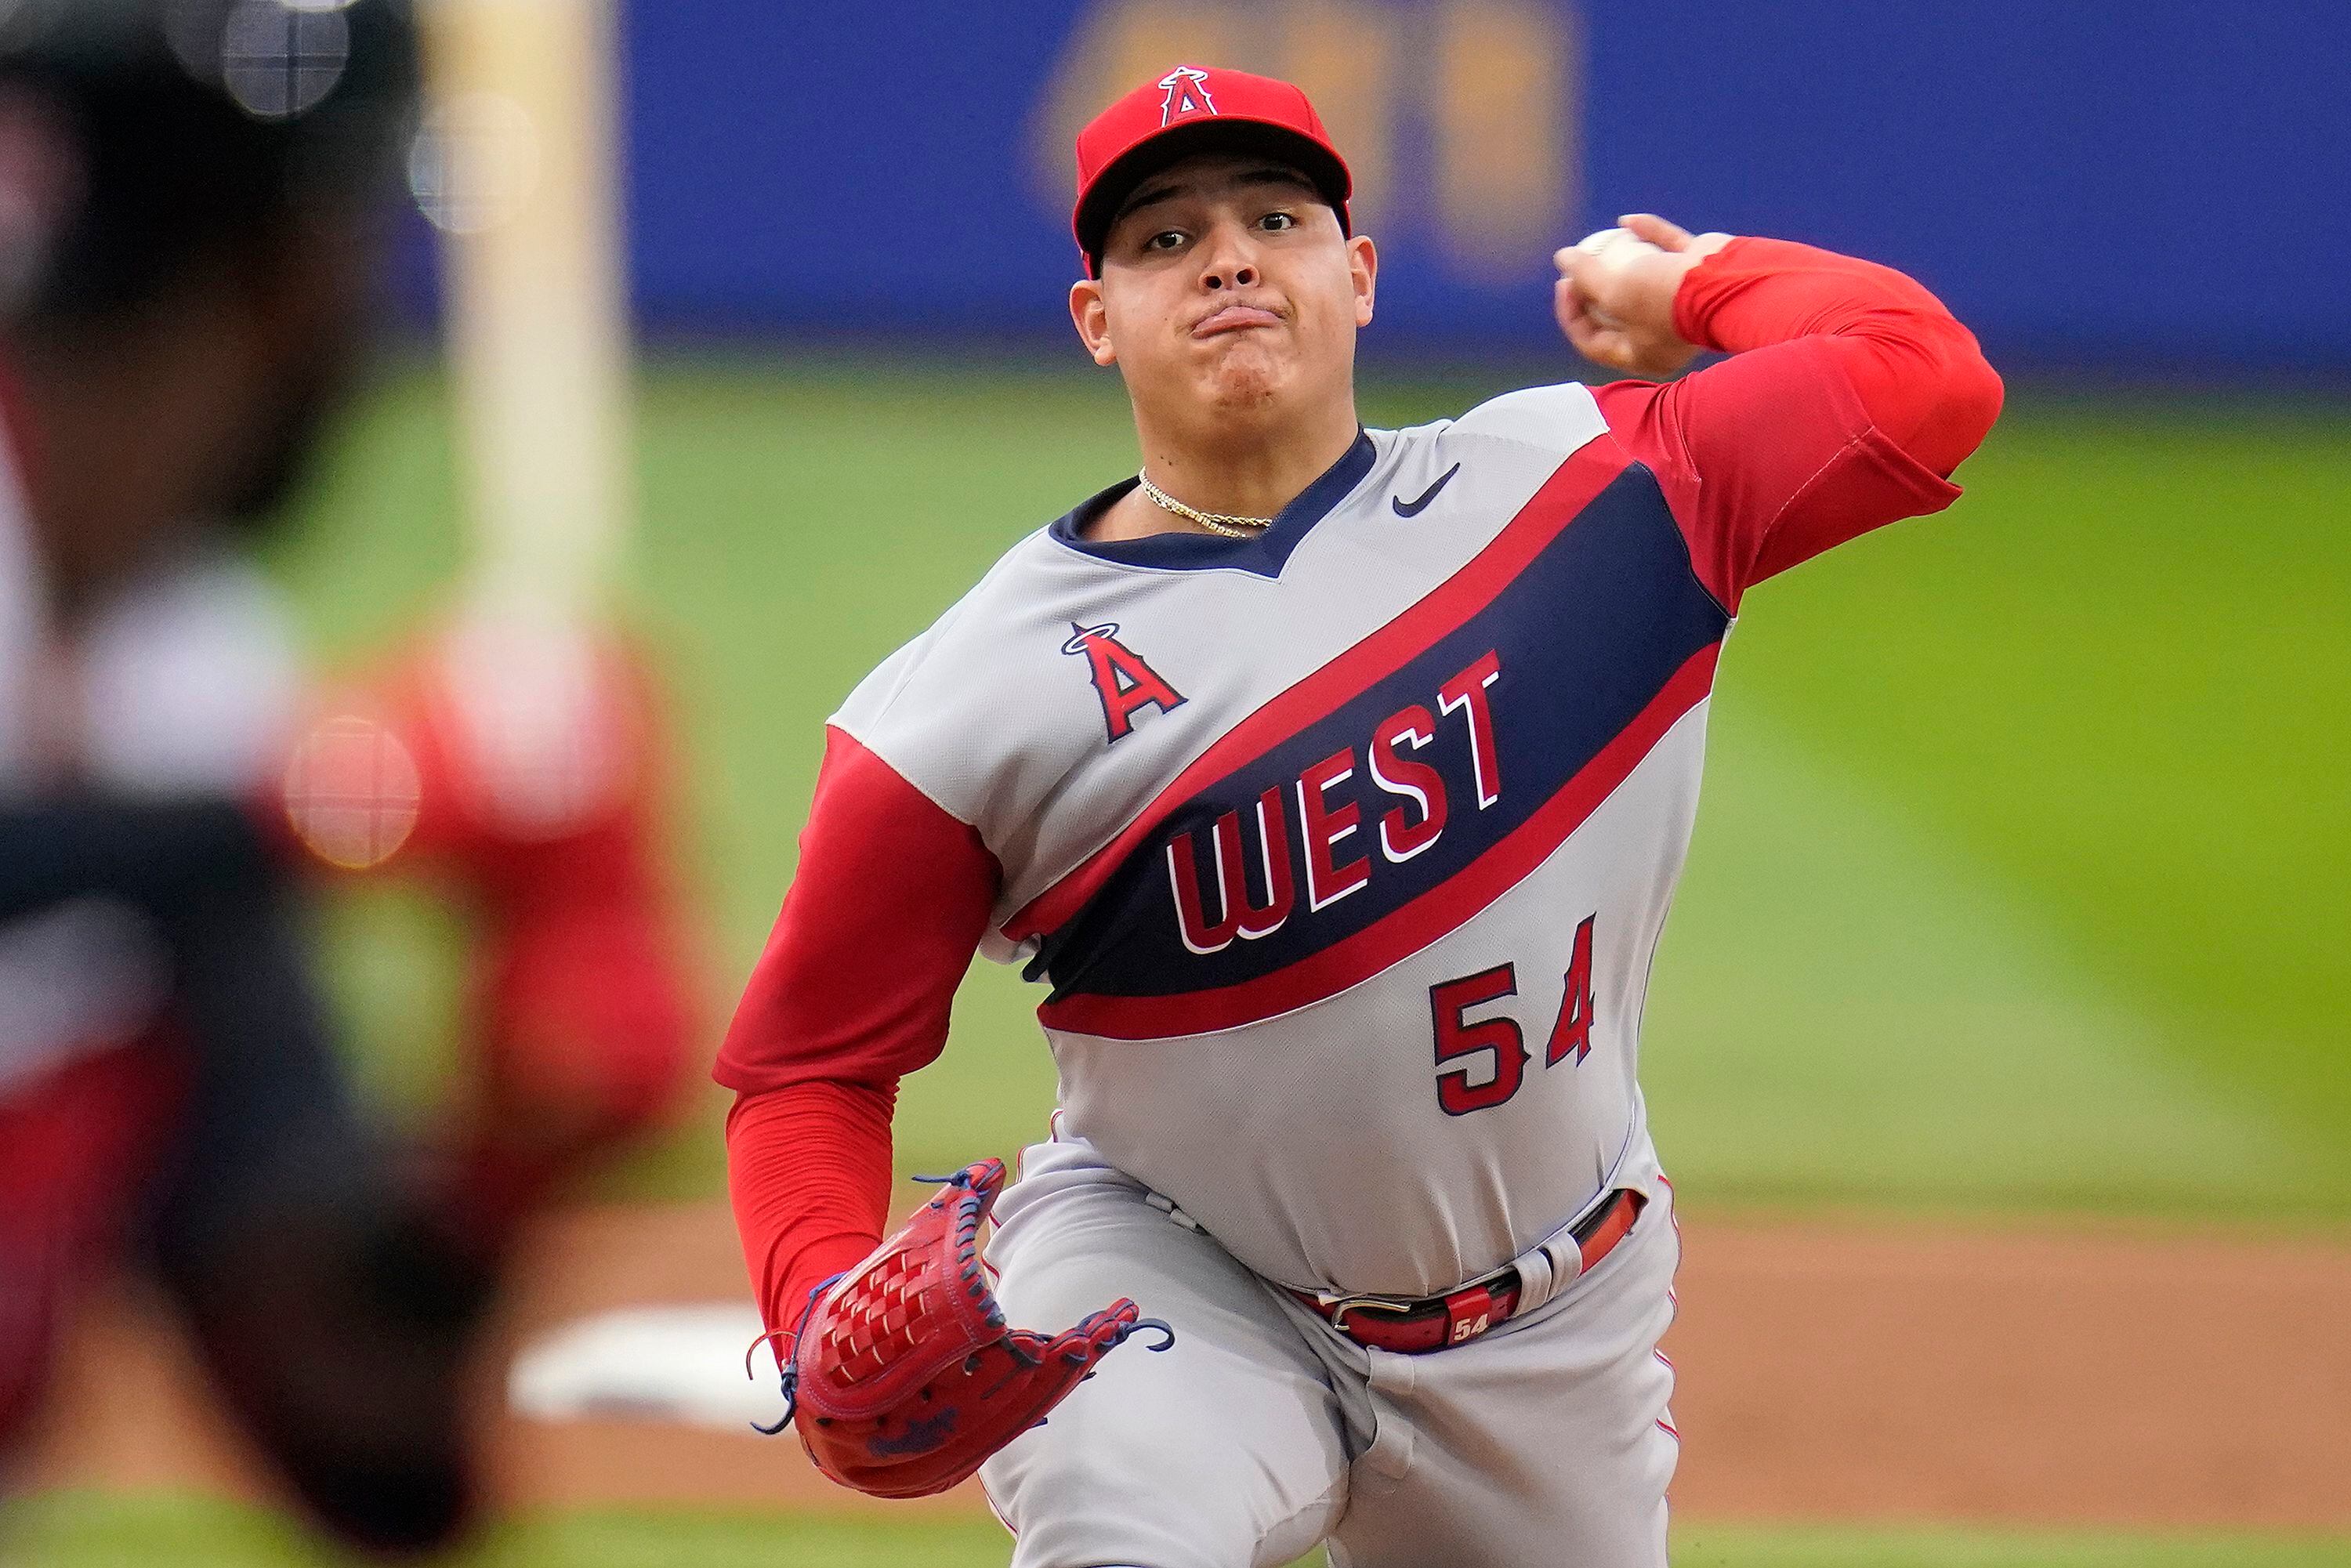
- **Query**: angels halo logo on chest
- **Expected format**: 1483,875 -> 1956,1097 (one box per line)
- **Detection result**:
1063,621 -> 1186,742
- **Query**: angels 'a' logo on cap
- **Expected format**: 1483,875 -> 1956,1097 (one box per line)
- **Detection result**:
1157,66 -> 1217,126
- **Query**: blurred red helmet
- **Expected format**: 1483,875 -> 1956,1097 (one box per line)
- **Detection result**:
1072,65 -> 1353,277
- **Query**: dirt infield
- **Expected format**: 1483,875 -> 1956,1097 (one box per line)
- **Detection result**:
29,1204 -> 2351,1531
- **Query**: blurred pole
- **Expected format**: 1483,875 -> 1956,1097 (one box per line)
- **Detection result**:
416,0 -> 632,626
408,0 -> 636,833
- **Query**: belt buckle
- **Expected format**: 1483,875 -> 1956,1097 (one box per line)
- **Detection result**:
1324,1294 -> 1417,1336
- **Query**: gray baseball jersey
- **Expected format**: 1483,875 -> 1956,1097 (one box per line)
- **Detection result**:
718,357 -> 1962,1300
867,382 -> 1694,1298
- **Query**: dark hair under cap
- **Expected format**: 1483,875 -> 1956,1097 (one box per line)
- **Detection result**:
0,0 -> 419,325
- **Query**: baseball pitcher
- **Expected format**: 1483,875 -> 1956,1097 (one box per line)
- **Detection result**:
719,65 -> 2001,1566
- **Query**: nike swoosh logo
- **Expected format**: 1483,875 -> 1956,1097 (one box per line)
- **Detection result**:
1392,462 -> 1462,518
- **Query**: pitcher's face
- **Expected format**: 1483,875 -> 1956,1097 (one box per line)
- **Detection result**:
1072,152 -> 1375,429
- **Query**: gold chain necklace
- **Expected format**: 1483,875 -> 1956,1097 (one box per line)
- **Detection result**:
1136,472 -> 1274,538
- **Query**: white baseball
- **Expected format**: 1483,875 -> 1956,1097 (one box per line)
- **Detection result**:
1564,227 -> 1636,330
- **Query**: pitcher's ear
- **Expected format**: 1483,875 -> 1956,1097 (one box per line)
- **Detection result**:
1349,234 -> 1378,328
1070,278 -> 1116,367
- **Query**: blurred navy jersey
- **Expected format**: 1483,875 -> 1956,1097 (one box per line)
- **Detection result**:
0,443 -> 485,1549
0,425 -> 301,1436
0,455 -> 299,1098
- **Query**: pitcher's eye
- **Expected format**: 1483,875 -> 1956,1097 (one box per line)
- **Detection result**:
1260,212 -> 1296,231
1144,229 -> 1185,252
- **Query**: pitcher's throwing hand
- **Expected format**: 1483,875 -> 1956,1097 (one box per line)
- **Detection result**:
1554,213 -> 1736,376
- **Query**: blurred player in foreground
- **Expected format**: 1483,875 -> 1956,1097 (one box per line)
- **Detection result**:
0,0 -> 693,1550
722,64 -> 2001,1566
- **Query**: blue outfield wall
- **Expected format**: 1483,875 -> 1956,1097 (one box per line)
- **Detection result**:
613,2 -> 2351,377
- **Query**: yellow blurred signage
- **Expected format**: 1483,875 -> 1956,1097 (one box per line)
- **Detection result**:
1033,0 -> 1579,280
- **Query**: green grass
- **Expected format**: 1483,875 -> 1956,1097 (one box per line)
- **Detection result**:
13,1494 -> 2351,1568
261,361 -> 2351,1222
1696,397 -> 2351,1204
1672,1524 -> 2351,1568
9,1494 -> 1028,1568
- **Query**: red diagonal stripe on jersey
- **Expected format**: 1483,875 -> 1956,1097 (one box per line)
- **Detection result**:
1034,643 -> 1717,1039
1003,438 -> 1632,944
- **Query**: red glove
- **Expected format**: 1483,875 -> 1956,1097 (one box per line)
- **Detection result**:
762,1159 -> 1173,1499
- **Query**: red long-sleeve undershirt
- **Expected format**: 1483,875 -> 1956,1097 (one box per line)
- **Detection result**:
726,1075 -> 900,1331
720,729 -> 1001,1331
1675,238 -> 1998,476
719,238 -> 2002,1333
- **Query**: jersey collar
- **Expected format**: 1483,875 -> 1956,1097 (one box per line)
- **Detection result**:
1047,428 -> 1377,578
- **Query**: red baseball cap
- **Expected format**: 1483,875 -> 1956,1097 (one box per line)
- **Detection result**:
1072,66 -> 1353,277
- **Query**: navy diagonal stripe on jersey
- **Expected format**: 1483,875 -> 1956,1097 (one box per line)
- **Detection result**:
1031,463 -> 1727,1013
